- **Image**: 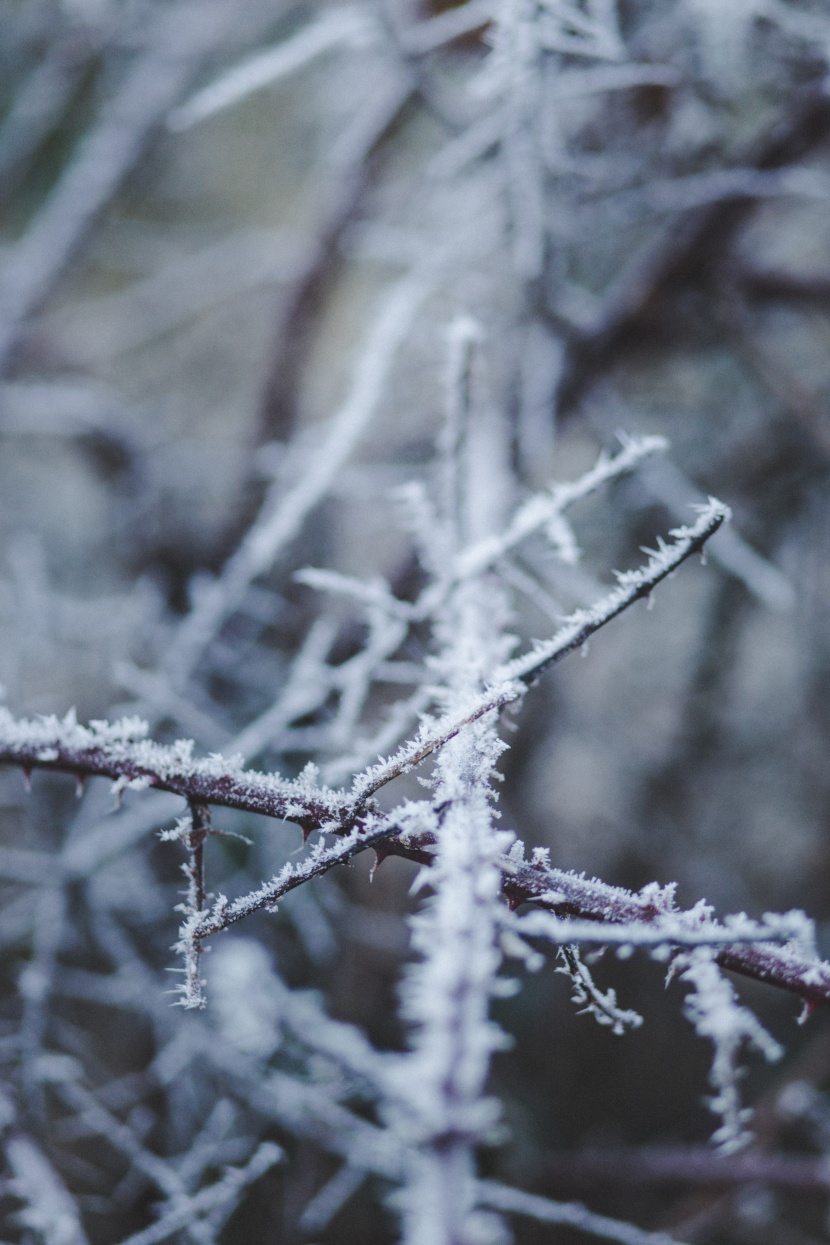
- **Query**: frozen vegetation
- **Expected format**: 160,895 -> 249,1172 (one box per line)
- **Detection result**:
1,1 -> 830,1243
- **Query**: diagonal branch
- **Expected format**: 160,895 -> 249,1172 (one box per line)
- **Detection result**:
0,501 -> 727,831
350,500 -> 728,803
0,709 -> 352,834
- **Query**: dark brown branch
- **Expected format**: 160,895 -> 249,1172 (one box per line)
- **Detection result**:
507,861 -> 830,1008
2,506 -> 815,1007
555,84 -> 830,414
186,800 -> 210,914
736,262 -> 830,302
534,1146 -> 830,1194
2,715 -> 827,1009
0,718 -> 353,835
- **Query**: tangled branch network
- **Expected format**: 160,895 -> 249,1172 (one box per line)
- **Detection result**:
0,389 -> 825,1245
5,0 -> 830,1239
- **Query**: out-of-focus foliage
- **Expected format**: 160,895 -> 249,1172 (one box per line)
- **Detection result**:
2,0 -> 830,1242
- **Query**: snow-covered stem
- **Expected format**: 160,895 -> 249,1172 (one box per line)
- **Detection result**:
675,948 -> 783,1152
1,707 -> 828,1012
516,908 -> 816,951
169,801 -> 211,1008
505,862 -> 830,1007
304,435 -> 668,622
167,7 -> 377,132
3,739 -> 829,1023
0,501 -> 727,831
6,1134 -> 89,1245
146,810 -> 830,1016
385,325 -> 516,1245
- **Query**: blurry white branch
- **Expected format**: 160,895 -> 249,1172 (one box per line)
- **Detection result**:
0,0 -> 242,378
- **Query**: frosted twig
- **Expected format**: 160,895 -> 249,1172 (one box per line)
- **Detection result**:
400,0 -> 495,55
676,948 -> 782,1152
184,817 -> 405,947
113,1143 -> 282,1245
497,557 -> 563,623
6,1134 -> 89,1245
298,1163 -> 367,1234
478,1181 -> 682,1245
0,708 -> 350,833
227,617 -> 337,763
501,499 -> 730,686
637,456 -> 795,613
382,323 -> 519,1245
53,1077 -> 193,1202
517,908 -> 815,951
321,684 -> 434,786
294,569 -> 412,619
211,1049 -> 404,1178
2,713 -> 827,1015
351,499 -> 728,803
557,945 -> 643,1034
0,505 -> 726,828
448,434 -> 668,586
169,802 -> 211,1008
505,863 -> 830,1006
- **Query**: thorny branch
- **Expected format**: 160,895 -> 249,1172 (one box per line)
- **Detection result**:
0,497 -> 827,1022
0,498 -> 726,825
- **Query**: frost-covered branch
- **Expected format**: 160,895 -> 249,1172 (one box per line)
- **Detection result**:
4,1 -> 830,1240
675,948 -> 783,1152
377,321 -> 517,1245
351,498 -> 728,803
0,708 -> 350,833
113,1143 -> 283,1245
185,818 -> 403,945
517,907 -> 816,952
449,433 -> 668,583
0,500 -> 727,828
6,1134 -> 89,1245
168,7 -> 378,132
477,1181 -> 682,1245
557,944 -> 643,1035
506,862 -> 830,1006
